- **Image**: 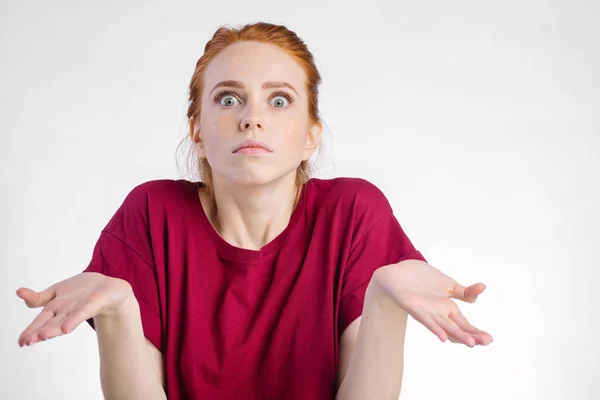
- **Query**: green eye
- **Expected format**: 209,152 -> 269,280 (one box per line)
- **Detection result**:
213,90 -> 294,107
217,93 -> 239,106
269,91 -> 294,108
270,96 -> 288,108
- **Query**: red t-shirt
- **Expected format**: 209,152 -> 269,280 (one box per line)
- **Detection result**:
83,177 -> 426,399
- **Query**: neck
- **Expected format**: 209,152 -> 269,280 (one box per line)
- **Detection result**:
199,172 -> 301,250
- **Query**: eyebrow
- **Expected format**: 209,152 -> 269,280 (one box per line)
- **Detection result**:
210,80 -> 299,96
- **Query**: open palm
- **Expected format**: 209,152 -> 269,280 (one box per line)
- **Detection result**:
373,261 -> 493,347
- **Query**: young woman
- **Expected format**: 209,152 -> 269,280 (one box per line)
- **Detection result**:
17,22 -> 492,400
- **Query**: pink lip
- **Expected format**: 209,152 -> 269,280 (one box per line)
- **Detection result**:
235,147 -> 271,155
233,139 -> 273,153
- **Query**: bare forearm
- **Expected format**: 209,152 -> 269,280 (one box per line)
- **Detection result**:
94,298 -> 166,400
336,278 -> 408,400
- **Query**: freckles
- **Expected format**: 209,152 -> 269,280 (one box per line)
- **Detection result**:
205,118 -> 235,154
201,113 -> 222,135
216,117 -> 234,131
286,119 -> 307,141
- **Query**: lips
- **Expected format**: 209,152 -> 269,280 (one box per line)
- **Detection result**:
233,139 -> 273,153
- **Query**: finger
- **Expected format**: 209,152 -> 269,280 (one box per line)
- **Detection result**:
60,296 -> 106,334
16,286 -> 56,308
61,316 -> 84,336
60,306 -> 95,334
19,307 -> 57,346
448,312 -> 492,346
37,313 -> 71,342
434,314 -> 475,347
20,298 -> 91,347
449,311 -> 493,345
449,282 -> 485,303
411,309 -> 448,342
448,310 -> 482,334
447,335 -> 489,346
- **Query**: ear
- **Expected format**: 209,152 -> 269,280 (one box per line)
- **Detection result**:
303,121 -> 322,161
190,116 -> 206,158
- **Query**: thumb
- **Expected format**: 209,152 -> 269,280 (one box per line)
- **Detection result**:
449,282 -> 486,303
16,286 -> 56,308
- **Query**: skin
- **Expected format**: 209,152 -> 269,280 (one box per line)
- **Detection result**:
336,262 -> 492,399
16,273 -> 134,346
17,276 -> 168,397
187,42 -> 493,396
17,40 -> 492,398
189,40 -> 322,250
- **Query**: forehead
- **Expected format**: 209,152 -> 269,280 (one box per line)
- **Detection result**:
204,41 -> 306,89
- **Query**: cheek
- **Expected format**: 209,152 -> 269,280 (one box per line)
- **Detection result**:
286,119 -> 309,154
209,111 -> 239,133
200,117 -> 225,150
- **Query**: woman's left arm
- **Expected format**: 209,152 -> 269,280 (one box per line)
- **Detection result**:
335,259 -> 493,400
335,277 -> 409,400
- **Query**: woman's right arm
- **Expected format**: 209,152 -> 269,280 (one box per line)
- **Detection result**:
93,290 -> 166,400
17,273 -> 166,400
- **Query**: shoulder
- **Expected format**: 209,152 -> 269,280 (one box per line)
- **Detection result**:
102,178 -> 197,234
108,179 -> 197,226
120,179 -> 197,206
307,177 -> 392,212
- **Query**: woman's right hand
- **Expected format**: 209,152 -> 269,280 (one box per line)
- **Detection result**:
17,272 -> 135,347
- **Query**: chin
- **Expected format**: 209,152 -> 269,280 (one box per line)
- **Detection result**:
218,165 -> 298,188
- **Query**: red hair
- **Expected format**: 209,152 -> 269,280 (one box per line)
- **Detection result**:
180,22 -> 323,204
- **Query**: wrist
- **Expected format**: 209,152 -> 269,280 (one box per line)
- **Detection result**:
363,279 -> 409,346
366,276 -> 406,316
97,289 -> 140,321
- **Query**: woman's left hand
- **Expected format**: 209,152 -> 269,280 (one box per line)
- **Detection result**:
371,260 -> 493,347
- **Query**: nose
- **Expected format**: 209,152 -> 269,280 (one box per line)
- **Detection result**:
240,103 -> 264,131
241,117 -> 263,131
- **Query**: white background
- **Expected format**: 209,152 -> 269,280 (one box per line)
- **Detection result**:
1,1 -> 598,399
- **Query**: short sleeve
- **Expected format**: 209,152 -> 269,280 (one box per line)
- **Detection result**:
82,184 -> 163,353
338,210 -> 427,335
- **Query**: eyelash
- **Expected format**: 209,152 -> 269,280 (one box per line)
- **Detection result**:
213,90 -> 295,106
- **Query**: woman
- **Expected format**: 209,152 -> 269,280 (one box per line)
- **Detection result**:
17,22 -> 492,399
